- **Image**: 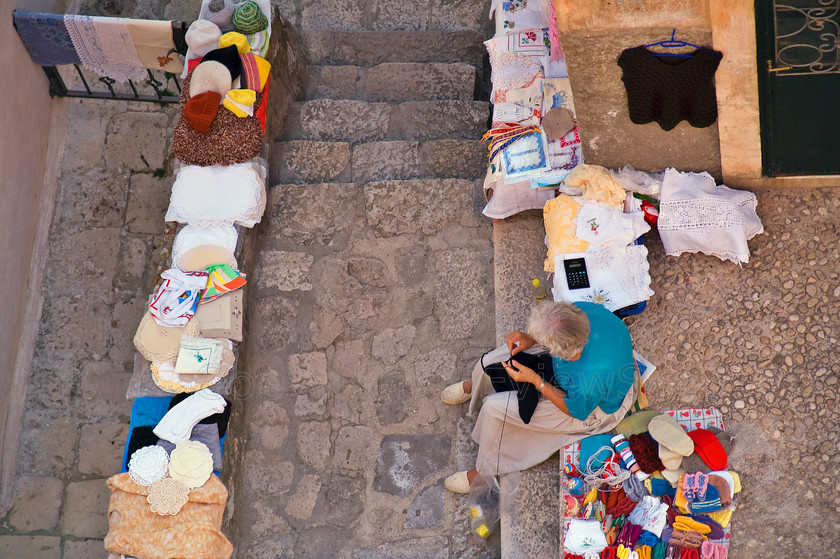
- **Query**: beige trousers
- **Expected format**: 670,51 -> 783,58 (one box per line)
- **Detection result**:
468,344 -> 638,476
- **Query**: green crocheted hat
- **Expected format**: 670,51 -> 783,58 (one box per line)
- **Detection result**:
232,1 -> 268,34
612,409 -> 662,439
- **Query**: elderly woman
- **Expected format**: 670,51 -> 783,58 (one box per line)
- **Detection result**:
440,301 -> 638,493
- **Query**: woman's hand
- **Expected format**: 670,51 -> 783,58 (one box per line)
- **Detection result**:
505,331 -> 536,356
501,359 -> 540,386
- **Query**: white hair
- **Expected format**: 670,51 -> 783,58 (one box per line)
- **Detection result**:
526,302 -> 591,360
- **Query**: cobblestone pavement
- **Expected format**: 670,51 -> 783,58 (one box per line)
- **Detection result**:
2,1 -> 840,558
632,189 -> 840,558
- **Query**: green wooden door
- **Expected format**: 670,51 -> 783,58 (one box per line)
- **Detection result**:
756,1 -> 840,176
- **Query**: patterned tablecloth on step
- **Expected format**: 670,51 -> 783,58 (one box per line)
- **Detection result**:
561,408 -> 732,547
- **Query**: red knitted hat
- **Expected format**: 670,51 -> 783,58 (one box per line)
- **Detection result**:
184,91 -> 222,133
687,428 -> 728,471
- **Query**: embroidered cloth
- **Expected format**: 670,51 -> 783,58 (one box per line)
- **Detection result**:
65,15 -> 146,82
13,11 -> 80,65
658,168 -> 763,265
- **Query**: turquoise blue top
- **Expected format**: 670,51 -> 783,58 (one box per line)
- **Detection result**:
552,302 -> 635,421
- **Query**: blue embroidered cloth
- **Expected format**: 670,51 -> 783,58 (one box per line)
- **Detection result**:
13,11 -> 80,65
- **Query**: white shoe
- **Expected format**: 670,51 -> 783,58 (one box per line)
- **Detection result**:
444,471 -> 471,494
440,382 -> 471,405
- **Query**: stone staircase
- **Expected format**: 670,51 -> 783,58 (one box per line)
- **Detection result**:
269,30 -> 492,187
269,27 -> 561,558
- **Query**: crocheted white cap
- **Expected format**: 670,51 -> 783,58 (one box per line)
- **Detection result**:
168,440 -> 214,489
128,445 -> 170,486
186,19 -> 223,58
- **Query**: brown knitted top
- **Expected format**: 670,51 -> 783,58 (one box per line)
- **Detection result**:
617,46 -> 723,132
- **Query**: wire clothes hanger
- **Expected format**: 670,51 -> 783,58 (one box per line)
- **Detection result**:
643,29 -> 700,58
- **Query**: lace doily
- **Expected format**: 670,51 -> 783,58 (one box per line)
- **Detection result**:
491,51 -> 543,103
171,225 -> 238,269
168,441 -> 214,489
64,15 -> 146,83
166,163 -> 266,228
147,477 -> 190,515
133,312 -> 201,363
128,445 -> 170,486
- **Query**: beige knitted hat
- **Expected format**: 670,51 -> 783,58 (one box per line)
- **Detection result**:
188,61 -> 232,103
185,19 -> 223,57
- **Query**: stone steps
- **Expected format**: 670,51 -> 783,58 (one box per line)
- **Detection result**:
491,211 -> 565,558
302,30 -> 489,67
281,99 -> 490,144
307,62 -> 477,101
270,139 -> 487,184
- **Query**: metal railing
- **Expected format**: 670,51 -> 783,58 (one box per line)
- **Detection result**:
16,17 -> 190,104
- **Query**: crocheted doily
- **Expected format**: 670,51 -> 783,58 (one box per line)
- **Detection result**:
168,440 -> 214,489
133,313 -> 201,363
128,445 -> 170,486
147,477 -> 190,515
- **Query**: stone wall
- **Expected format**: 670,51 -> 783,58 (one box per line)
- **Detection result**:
0,0 -> 67,515
552,0 -> 721,177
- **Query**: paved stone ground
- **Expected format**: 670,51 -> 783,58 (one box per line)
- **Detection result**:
631,189 -> 840,558
0,94 -> 181,558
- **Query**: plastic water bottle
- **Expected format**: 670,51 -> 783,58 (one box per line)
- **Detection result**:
531,278 -> 548,301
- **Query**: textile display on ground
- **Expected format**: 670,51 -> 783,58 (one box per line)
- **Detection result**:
561,408 -> 740,557
90,0 -> 273,556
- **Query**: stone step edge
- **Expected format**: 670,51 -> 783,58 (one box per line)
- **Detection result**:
490,212 -> 564,558
269,140 -> 488,185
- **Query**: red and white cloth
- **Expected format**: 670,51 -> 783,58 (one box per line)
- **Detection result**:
149,269 -> 209,328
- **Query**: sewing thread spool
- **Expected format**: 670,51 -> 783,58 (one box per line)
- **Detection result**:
611,434 -> 649,480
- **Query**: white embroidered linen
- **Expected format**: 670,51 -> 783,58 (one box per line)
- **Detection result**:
553,245 -> 654,312
575,203 -> 650,247
483,179 -> 555,219
65,15 -> 146,82
657,168 -> 763,265
563,519 -> 608,555
166,162 -> 266,227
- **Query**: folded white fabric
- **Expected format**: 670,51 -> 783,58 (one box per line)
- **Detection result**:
553,245 -> 654,311
575,202 -> 650,247
175,336 -> 225,375
166,163 -> 266,228
148,269 -> 209,328
483,179 -> 555,219
171,225 -> 238,269
153,388 -> 226,444
563,519 -> 607,555
657,168 -> 763,265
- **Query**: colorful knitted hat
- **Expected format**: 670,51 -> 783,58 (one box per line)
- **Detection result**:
233,1 -> 268,34
223,88 -> 256,118
218,31 -> 250,54
188,61 -> 231,101
183,91 -> 222,133
686,428 -> 728,471
185,19 -> 222,57
681,427 -> 734,473
201,44 -> 242,81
